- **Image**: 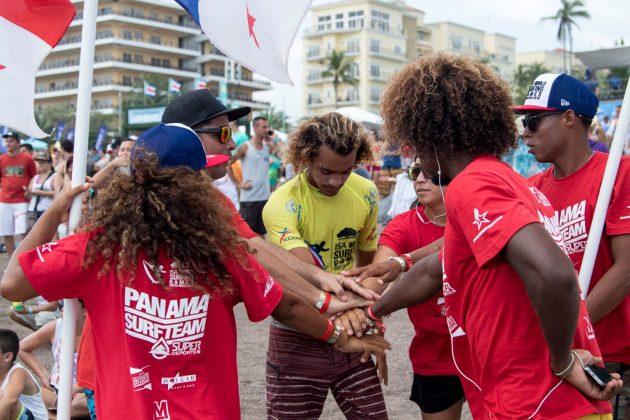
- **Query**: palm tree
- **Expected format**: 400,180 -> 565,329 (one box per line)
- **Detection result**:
540,0 -> 590,75
259,106 -> 290,132
320,50 -> 358,108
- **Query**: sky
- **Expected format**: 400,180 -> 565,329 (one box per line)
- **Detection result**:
253,0 -> 628,124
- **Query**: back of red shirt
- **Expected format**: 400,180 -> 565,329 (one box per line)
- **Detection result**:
530,153 -> 630,364
0,153 -> 36,203
443,156 -> 610,418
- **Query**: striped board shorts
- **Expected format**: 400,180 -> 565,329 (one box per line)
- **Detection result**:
266,322 -> 388,420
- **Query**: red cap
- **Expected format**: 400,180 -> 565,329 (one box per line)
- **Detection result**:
205,154 -> 230,168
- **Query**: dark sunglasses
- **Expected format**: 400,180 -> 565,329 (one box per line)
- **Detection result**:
194,126 -> 233,144
522,111 -> 565,133
407,165 -> 430,181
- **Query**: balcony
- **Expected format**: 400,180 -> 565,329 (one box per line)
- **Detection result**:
71,8 -> 199,35
304,25 -> 362,38
203,73 -> 272,91
306,75 -> 333,85
368,71 -> 392,82
368,47 -> 406,61
37,57 -> 198,79
34,82 -> 135,100
53,33 -> 200,57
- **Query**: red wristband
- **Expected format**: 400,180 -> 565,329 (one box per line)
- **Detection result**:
318,292 -> 331,314
402,253 -> 412,271
367,304 -> 382,322
317,320 -> 334,341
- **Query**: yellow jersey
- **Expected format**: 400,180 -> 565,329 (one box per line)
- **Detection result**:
263,172 -> 378,273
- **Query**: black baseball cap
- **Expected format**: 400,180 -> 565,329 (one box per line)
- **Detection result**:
161,89 -> 251,128
2,131 -> 20,140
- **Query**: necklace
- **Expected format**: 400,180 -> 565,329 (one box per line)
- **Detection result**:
415,204 -> 446,226
553,150 -> 595,177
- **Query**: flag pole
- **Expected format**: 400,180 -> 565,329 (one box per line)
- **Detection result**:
57,0 -> 99,418
578,84 -> 630,298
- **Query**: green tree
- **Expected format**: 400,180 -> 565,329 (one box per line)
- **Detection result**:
541,0 -> 590,75
123,74 -> 170,108
320,50 -> 358,108
512,62 -> 551,105
259,106 -> 291,132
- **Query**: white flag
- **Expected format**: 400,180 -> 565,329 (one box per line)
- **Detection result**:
0,0 -> 75,138
175,0 -> 311,85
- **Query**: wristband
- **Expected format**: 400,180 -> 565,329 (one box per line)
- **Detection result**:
317,320 -> 334,341
401,253 -> 413,271
327,325 -> 342,345
367,304 -> 382,322
387,256 -> 406,272
28,306 -> 32,314
553,351 -> 575,379
315,291 -> 331,314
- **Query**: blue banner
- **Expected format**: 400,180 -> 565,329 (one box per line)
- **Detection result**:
95,125 -> 107,152
55,121 -> 65,142
66,128 -> 75,141
0,126 -> 7,154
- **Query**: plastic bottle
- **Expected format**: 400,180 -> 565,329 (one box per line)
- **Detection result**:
12,302 -> 24,311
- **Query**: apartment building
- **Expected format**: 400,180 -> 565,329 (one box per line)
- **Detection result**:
515,49 -> 583,74
303,0 -> 431,116
427,21 -> 516,82
35,0 -> 270,129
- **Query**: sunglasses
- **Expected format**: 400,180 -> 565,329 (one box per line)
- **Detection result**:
194,126 -> 233,144
522,111 -> 565,133
407,165 -> 430,181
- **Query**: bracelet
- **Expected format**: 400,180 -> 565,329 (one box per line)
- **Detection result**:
317,320 -> 334,341
367,304 -> 382,322
327,325 -> 342,345
553,351 -> 576,379
401,253 -> 413,271
28,307 -> 32,314
315,291 -> 331,314
387,256 -> 406,272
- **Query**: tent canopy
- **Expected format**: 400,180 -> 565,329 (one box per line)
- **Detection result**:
23,138 -> 49,150
334,106 -> 382,129
575,47 -> 630,70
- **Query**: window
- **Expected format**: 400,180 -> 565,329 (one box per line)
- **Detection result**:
308,69 -> 320,81
349,62 -> 360,78
369,39 -> 380,53
307,93 -> 321,105
133,54 -> 143,64
370,87 -> 381,102
346,40 -> 359,54
346,88 -> 359,102
370,10 -> 389,32
162,59 -> 170,68
394,45 -> 402,55
123,31 -> 132,40
470,40 -> 481,55
122,53 -> 132,63
149,35 -> 161,44
151,57 -> 161,66
370,64 -> 380,78
317,15 -> 331,31
335,13 -> 344,29
122,75 -> 132,86
307,45 -> 321,58
348,10 -> 364,28
450,36 -> 463,51
417,31 -> 426,41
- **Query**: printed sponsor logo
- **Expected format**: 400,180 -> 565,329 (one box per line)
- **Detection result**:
277,228 -> 301,243
536,210 -> 566,254
560,99 -> 570,107
153,400 -> 170,420
447,315 -> 466,337
130,365 -> 152,391
620,206 -> 630,220
472,208 -> 503,243
529,186 -> 551,207
161,372 -> 197,390
526,80 -> 547,100
553,200 -> 587,255
285,200 -> 302,222
263,276 -> 275,297
442,282 -> 456,296
36,242 -> 58,263
123,287 -> 208,359
583,315 -> 596,340
143,260 -> 193,288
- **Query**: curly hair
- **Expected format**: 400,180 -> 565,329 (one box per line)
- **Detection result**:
284,112 -> 374,171
380,53 -> 517,161
79,153 -> 252,294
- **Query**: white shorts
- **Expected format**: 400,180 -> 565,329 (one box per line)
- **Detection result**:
0,202 -> 28,236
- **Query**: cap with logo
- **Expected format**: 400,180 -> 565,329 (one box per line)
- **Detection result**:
513,73 -> 599,119
2,131 -> 20,140
161,89 -> 251,127
133,123 -> 228,170
34,151 -> 52,162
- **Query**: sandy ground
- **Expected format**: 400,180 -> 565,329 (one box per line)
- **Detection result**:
0,252 -> 472,419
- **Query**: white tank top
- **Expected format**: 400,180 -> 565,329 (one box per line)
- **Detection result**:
27,172 -> 55,212
0,362 -> 48,420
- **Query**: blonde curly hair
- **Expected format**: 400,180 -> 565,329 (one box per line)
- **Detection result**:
284,112 -> 374,172
380,53 -> 517,161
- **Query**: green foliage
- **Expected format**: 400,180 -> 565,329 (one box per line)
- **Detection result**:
512,62 -> 551,105
540,0 -> 590,75
33,105 -> 115,147
123,74 -> 171,108
258,106 -> 291,132
320,50 -> 358,108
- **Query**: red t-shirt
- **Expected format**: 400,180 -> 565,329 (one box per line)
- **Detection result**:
19,231 -> 283,419
378,207 -> 454,376
76,316 -> 95,390
443,156 -> 610,418
0,153 -> 36,203
530,152 -> 630,364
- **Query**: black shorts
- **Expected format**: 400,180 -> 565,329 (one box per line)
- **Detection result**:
239,200 -> 267,235
409,373 -> 465,414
